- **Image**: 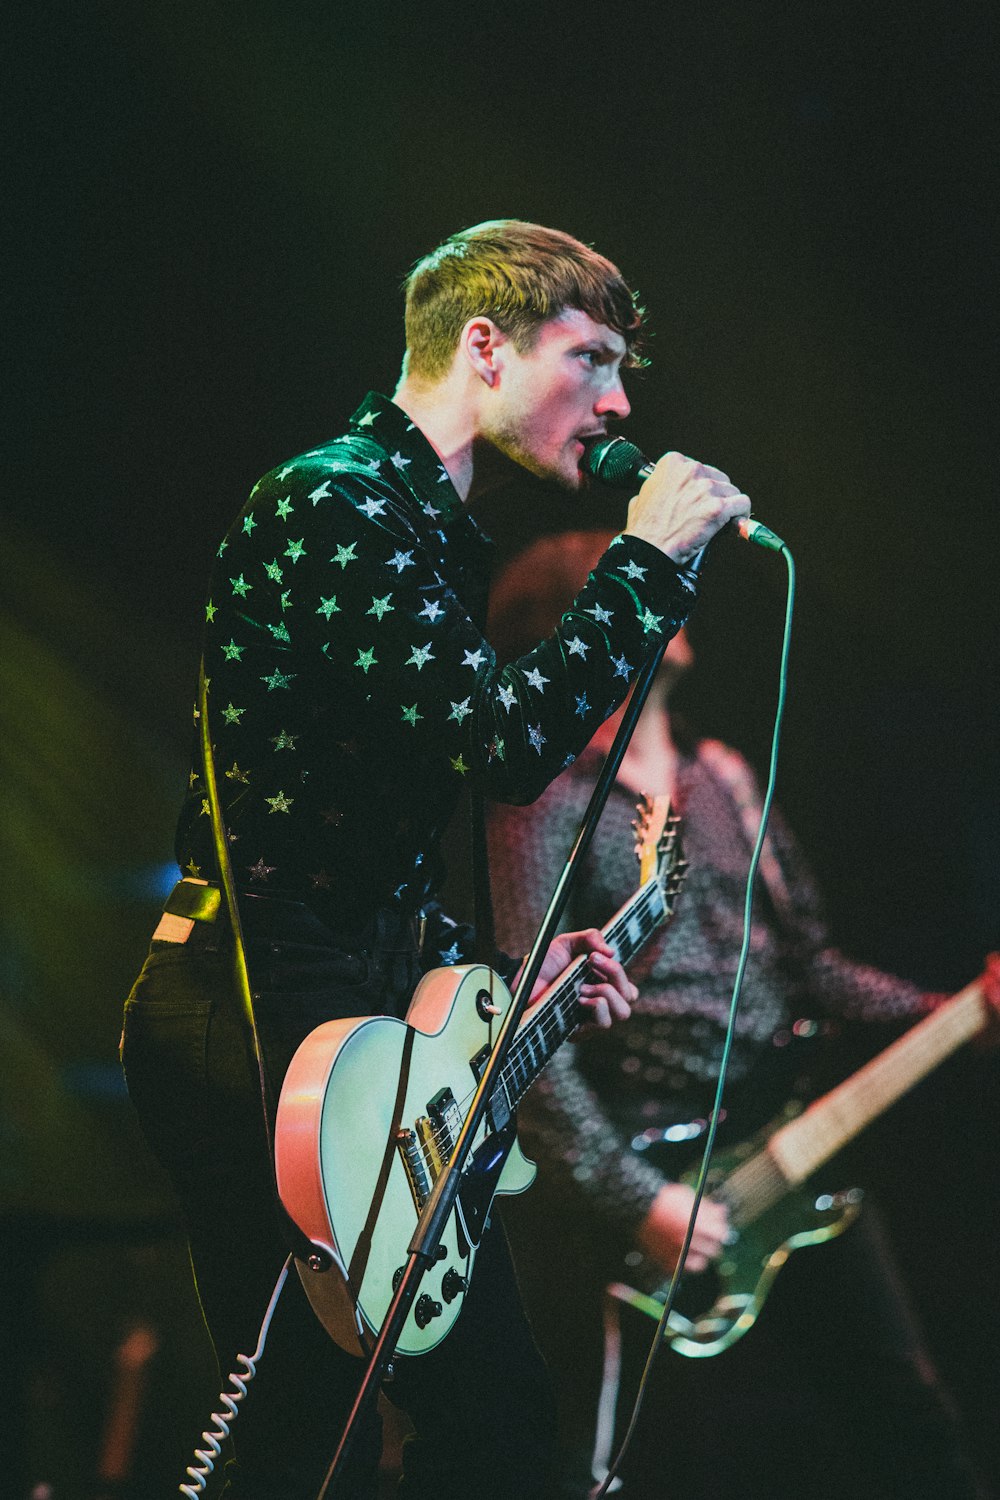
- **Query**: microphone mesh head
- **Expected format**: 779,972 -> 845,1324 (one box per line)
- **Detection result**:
584,436 -> 647,487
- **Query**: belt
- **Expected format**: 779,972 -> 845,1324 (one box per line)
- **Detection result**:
153,878 -> 340,947
153,877 -> 222,943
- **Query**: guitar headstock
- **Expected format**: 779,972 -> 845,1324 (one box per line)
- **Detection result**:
633,795 -> 688,915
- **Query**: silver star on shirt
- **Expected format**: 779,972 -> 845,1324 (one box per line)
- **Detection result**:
524,667 -> 550,691
406,642 -> 435,671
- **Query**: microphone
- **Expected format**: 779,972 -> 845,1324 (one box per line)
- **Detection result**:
584,436 -> 785,552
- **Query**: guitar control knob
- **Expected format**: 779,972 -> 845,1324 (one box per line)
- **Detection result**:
476,988 -> 502,1020
414,1294 -> 443,1329
441,1269 -> 467,1303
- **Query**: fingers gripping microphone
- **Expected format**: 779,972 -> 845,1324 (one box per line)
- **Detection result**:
584,436 -> 785,552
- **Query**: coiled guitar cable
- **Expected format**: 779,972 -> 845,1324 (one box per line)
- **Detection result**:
179,1254 -> 292,1497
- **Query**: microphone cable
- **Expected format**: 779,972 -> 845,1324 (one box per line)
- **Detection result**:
591,539 -> 796,1499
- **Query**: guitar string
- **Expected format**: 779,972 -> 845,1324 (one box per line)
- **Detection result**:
415,888 -> 663,1163
414,882 -> 669,1164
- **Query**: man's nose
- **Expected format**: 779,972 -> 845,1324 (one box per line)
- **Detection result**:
596,376 -> 630,421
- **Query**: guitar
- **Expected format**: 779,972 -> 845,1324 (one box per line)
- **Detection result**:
274,797 -> 687,1357
607,976 -> 990,1359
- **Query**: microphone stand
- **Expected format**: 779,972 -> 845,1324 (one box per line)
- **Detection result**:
317,638 -> 668,1498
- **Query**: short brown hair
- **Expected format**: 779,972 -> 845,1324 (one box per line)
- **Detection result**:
403,220 -> 647,381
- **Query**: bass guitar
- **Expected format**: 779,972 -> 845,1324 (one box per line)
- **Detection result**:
607,976 -> 990,1359
275,797 -> 687,1356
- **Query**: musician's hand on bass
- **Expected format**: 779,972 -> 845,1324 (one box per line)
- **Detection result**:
513,928 -> 638,1029
636,1182 -> 732,1276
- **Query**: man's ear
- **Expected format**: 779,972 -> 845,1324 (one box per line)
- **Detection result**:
460,317 -> 508,387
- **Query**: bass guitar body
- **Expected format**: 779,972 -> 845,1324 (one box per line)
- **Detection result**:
613,1113 -> 863,1359
609,975 -> 988,1358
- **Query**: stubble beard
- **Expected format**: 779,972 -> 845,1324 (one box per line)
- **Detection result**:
483,413 -> 583,493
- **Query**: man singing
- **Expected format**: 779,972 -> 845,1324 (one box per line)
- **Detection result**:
120,219 -> 751,1499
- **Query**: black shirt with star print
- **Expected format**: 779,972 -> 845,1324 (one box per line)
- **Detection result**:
176,393 -> 697,968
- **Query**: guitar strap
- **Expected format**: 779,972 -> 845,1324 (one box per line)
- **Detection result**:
198,659 -> 326,1267
469,784 -> 497,969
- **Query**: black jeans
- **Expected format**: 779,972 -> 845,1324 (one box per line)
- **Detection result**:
121,900 -> 556,1499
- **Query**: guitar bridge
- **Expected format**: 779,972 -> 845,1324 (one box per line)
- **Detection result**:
396,1127 -> 432,1211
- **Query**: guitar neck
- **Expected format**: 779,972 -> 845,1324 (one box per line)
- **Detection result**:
726,980 -> 987,1225
496,879 -> 669,1113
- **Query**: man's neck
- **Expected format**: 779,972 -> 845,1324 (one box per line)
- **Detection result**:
393,378 -> 517,505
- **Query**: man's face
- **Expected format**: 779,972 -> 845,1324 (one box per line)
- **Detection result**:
482,308 -> 631,490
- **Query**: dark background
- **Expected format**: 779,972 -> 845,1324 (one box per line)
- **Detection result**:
2,1 -> 998,1494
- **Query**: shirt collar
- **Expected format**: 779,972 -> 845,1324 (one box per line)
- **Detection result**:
349,391 -> 465,526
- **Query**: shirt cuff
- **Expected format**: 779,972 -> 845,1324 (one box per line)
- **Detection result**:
596,533 -> 700,629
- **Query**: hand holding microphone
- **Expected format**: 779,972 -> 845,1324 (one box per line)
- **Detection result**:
585,436 -> 785,565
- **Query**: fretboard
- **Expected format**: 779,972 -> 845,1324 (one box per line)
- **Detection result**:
495,879 -> 669,1113
724,979 -> 987,1226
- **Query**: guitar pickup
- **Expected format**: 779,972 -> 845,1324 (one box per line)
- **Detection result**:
415,1087 -> 461,1179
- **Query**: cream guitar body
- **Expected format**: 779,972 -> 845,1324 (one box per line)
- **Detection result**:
275,800 -> 686,1357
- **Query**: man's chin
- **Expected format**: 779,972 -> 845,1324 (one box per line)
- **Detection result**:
480,433 -> 585,492
546,457 -> 589,494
